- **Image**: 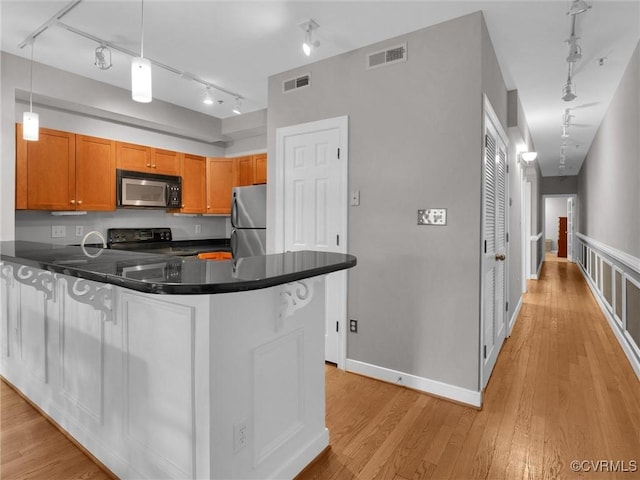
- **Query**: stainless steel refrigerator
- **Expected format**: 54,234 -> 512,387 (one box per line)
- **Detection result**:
230,184 -> 266,258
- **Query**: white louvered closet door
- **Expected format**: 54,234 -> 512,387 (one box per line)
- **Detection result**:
481,102 -> 508,390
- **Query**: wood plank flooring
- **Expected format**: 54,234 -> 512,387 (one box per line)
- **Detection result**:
2,255 -> 640,479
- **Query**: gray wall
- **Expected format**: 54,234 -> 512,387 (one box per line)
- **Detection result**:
542,175 -> 578,195
267,12 -> 508,392
578,41 -> 640,257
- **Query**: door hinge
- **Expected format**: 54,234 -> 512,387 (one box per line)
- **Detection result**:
506,163 -> 510,173
506,301 -> 509,311
506,233 -> 509,243
484,345 -> 487,359
337,148 -> 340,159
484,240 -> 487,253
336,321 -> 339,332
337,234 -> 340,246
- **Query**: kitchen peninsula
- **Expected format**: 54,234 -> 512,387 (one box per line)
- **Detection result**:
0,241 -> 356,479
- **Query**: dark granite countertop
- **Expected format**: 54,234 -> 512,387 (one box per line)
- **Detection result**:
0,241 -> 356,295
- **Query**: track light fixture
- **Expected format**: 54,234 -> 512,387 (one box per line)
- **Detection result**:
232,97 -> 242,115
299,19 -> 320,57
23,40 -> 39,141
94,45 -> 112,70
203,87 -> 214,105
566,35 -> 582,63
131,0 -> 152,103
567,0 -> 591,15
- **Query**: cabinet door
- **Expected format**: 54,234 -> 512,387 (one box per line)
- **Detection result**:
152,148 -> 180,176
179,154 -> 206,213
76,135 -> 116,211
16,125 -> 76,210
206,158 -> 233,214
116,142 -> 152,172
253,153 -> 267,184
234,156 -> 254,186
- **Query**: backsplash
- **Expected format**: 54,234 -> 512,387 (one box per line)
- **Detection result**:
15,210 -> 230,245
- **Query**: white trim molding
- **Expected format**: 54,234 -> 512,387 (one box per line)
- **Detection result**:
345,359 -> 482,408
576,233 -> 640,273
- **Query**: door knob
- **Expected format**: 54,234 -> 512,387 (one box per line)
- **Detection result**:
495,253 -> 506,261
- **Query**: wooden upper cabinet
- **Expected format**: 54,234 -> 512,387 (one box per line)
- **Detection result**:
178,154 -> 207,213
116,142 -> 151,172
253,153 -> 267,184
151,148 -> 181,176
16,125 -> 116,211
16,125 -> 76,210
206,158 -> 233,214
75,135 -> 116,211
234,156 -> 254,186
233,153 -> 267,186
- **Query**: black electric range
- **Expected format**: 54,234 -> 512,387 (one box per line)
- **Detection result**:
107,228 -> 230,257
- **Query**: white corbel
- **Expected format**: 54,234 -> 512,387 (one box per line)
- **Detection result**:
66,277 -> 115,323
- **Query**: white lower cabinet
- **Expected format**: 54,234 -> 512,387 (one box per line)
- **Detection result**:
0,261 -> 328,480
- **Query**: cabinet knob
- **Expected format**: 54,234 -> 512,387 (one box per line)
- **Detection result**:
181,204 -> 185,208
146,163 -> 151,167
151,164 -> 156,168
70,199 -> 76,204
77,200 -> 83,205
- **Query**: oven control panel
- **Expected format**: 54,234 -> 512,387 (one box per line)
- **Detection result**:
107,228 -> 172,246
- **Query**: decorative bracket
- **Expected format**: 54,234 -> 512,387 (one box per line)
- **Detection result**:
0,262 -> 14,286
66,278 -> 114,323
277,277 -> 320,331
12,264 -> 56,301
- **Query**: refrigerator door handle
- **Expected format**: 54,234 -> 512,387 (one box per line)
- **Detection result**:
231,194 -> 238,229
230,229 -> 238,258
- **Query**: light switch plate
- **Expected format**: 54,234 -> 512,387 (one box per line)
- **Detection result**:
350,190 -> 360,206
51,225 -> 66,238
418,209 -> 447,226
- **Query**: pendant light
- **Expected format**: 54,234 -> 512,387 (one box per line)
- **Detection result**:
131,0 -> 152,103
22,41 -> 39,141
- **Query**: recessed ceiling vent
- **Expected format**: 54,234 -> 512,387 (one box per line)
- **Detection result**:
366,43 -> 407,70
283,74 -> 311,93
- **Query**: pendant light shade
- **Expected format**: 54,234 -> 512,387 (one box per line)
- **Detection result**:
22,111 -> 39,141
131,57 -> 152,103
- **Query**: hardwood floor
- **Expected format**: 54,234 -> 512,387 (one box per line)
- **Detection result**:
2,257 -> 639,479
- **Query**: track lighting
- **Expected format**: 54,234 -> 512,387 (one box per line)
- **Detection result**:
561,126 -> 569,138
22,41 -> 39,141
131,0 -> 152,103
566,36 -> 582,63
232,97 -> 242,115
567,0 -> 591,15
562,80 -> 577,102
94,45 -> 112,70
299,19 -> 320,57
203,87 -> 214,105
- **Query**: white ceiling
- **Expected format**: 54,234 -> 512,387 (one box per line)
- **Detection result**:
1,0 -> 639,176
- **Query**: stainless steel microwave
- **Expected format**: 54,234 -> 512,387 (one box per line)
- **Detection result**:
116,169 -> 182,208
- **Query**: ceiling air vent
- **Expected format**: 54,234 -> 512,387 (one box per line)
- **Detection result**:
283,73 -> 311,93
366,42 -> 407,70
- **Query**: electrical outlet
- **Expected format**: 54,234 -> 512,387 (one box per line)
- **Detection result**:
233,421 -> 249,453
195,224 -> 202,234
75,226 -> 84,237
51,225 -> 66,238
349,319 -> 358,333
350,190 -> 360,206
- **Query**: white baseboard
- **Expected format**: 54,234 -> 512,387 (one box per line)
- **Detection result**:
345,359 -> 482,408
508,295 -> 524,336
579,265 -> 640,381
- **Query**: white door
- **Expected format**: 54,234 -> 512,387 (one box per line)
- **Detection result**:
481,100 -> 508,389
277,117 -> 348,366
567,197 -> 574,262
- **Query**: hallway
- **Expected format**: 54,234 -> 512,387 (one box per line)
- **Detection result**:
2,257 -> 640,479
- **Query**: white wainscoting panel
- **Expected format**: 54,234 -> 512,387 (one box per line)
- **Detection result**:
253,330 -> 305,466
121,292 -> 196,479
18,282 -> 48,383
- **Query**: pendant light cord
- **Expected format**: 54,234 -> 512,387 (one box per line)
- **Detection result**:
140,0 -> 144,58
29,41 -> 34,113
